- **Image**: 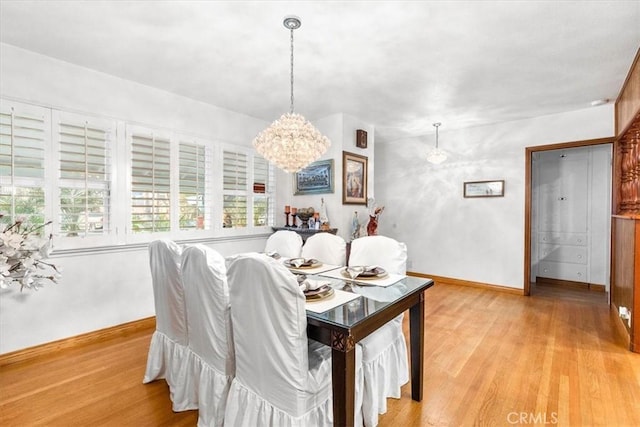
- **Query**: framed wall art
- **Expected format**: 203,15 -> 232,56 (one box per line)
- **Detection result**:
356,129 -> 368,148
463,180 -> 505,198
294,159 -> 334,195
342,151 -> 368,205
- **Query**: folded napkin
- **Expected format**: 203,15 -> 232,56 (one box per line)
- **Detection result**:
299,278 -> 329,292
345,265 -> 378,279
291,258 -> 306,268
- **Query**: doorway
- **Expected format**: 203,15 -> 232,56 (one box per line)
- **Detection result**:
524,137 -> 614,297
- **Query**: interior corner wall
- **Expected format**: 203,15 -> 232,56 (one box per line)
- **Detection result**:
275,113 -> 375,243
374,105 -> 614,289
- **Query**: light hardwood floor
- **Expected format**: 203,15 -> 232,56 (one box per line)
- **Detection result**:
1,283 -> 639,426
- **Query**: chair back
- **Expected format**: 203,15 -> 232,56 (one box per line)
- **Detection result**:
181,244 -> 234,376
301,232 -> 347,266
227,253 -> 310,416
148,239 -> 187,345
349,235 -> 408,275
265,229 -> 303,258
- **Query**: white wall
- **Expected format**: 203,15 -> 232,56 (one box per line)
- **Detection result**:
0,44 -> 270,354
0,44 -> 267,144
275,113 -> 375,243
375,106 -> 614,289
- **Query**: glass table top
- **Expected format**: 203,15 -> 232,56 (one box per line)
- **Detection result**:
305,273 -> 434,328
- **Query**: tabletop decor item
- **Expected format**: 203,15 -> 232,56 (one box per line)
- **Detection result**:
0,216 -> 60,291
366,197 -> 384,236
296,207 -> 315,229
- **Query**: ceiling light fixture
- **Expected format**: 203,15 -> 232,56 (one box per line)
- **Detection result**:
426,122 -> 447,164
252,16 -> 330,173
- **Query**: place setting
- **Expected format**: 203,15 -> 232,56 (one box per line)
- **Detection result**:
297,274 -> 360,313
318,265 -> 407,288
283,257 -> 343,275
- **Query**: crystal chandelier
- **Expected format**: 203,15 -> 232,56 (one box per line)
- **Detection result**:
426,122 -> 447,164
253,16 -> 330,173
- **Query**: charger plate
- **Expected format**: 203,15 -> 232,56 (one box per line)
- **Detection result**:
285,258 -> 322,269
304,285 -> 334,300
341,267 -> 388,280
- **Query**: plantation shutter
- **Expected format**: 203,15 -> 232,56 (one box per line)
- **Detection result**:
253,155 -> 273,226
0,104 -> 47,226
131,133 -> 171,233
222,150 -> 247,228
179,141 -> 208,230
57,116 -> 112,237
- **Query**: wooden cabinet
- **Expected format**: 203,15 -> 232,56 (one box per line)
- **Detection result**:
612,216 -> 640,352
612,47 -> 640,352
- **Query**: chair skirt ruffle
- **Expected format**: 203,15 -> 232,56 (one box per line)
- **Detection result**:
223,380 -> 333,427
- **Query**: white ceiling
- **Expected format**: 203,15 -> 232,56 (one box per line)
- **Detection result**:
1,1 -> 639,144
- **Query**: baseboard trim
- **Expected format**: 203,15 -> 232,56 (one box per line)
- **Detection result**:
407,272 -> 524,295
0,317 -> 156,368
536,276 -> 606,293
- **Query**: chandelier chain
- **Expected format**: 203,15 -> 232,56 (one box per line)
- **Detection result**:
290,26 -> 295,114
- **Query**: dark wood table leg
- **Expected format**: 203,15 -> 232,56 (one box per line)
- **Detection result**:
331,332 -> 356,427
409,291 -> 425,401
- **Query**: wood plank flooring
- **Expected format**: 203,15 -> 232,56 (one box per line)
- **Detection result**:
1,283 -> 639,426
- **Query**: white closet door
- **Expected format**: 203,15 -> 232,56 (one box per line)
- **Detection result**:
536,149 -> 590,282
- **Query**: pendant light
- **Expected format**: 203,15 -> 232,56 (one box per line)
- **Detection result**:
252,16 -> 330,173
426,122 -> 447,164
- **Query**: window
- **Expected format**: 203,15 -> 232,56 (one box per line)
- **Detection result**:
130,130 -> 171,233
253,155 -> 273,227
222,150 -> 247,228
1,97 -> 275,248
0,102 -> 48,229
179,140 -> 209,230
55,112 -> 113,238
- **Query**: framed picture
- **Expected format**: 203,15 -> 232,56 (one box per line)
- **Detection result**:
294,159 -> 334,195
463,180 -> 505,198
356,129 -> 368,148
342,151 -> 368,205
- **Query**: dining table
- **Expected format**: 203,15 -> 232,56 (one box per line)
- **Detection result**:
300,267 -> 435,427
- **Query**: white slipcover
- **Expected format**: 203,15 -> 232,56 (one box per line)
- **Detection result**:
143,239 -> 194,411
349,235 -> 410,427
224,252 -> 364,426
181,244 -> 235,427
301,232 -> 347,266
265,230 -> 303,258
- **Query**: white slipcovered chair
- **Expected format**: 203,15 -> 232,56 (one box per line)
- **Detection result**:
224,252 -> 364,426
348,235 -> 409,427
181,244 -> 235,427
143,239 -> 194,411
301,232 -> 347,266
265,229 -> 303,259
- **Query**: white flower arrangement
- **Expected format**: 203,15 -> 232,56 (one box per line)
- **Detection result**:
0,216 -> 60,291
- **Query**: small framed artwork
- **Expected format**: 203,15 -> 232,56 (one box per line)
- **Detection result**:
356,129 -> 368,148
294,159 -> 334,195
463,180 -> 505,198
342,151 -> 368,205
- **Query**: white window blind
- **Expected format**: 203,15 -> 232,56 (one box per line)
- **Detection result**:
0,104 -> 47,228
222,150 -> 247,228
253,155 -> 273,227
179,141 -> 209,230
57,115 -> 112,237
131,132 -> 171,233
